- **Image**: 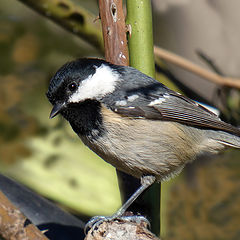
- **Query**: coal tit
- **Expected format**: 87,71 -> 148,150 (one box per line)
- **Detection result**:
47,58 -> 240,224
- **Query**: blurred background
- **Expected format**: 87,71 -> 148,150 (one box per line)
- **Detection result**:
0,0 -> 240,239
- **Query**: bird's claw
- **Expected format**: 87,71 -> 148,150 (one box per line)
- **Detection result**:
84,215 -> 150,235
84,215 -> 108,234
124,215 -> 151,228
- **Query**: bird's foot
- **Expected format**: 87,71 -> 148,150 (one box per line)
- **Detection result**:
84,214 -> 150,234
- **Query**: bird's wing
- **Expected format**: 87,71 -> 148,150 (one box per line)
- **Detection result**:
110,87 -> 240,136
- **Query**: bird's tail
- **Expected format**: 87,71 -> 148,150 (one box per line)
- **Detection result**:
209,130 -> 240,149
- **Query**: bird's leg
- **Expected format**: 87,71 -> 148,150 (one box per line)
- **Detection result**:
112,175 -> 156,217
85,175 -> 156,233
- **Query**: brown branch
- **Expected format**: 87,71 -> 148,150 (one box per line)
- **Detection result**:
98,0 -> 129,65
84,219 -> 160,240
17,0 -> 104,52
154,46 -> 240,89
0,191 -> 49,240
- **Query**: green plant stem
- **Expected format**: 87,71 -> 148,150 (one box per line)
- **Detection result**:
126,0 -> 160,236
126,0 -> 155,78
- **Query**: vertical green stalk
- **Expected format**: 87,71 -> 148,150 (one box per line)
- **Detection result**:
126,0 -> 155,78
126,0 -> 160,236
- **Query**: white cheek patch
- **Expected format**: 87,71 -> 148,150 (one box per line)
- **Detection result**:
69,64 -> 120,103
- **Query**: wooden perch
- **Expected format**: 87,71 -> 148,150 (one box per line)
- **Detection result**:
84,219 -> 160,240
154,46 -> 240,89
0,191 -> 48,240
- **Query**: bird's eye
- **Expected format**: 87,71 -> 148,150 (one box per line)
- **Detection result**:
68,82 -> 77,92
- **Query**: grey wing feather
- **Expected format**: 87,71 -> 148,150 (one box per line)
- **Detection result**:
113,90 -> 240,137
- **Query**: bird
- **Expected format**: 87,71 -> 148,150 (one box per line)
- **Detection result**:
46,58 -> 240,228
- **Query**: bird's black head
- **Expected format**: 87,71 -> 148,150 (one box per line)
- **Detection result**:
46,58 -> 124,136
47,58 -> 122,117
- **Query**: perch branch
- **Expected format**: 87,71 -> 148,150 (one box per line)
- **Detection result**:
84,219 -> 160,240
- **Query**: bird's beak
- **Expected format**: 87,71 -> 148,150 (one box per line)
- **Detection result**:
49,102 -> 66,119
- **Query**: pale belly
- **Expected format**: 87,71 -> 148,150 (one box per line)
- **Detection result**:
80,117 -> 210,181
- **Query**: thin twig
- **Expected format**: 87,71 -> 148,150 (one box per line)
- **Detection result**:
154,46 -> 240,89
